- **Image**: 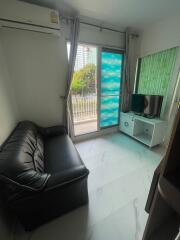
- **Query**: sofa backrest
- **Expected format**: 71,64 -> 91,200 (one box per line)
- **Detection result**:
0,121 -> 49,199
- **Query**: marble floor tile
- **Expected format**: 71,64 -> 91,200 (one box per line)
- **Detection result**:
14,133 -> 165,240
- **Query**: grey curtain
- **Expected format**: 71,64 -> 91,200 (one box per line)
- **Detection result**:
121,28 -> 131,112
66,18 -> 80,136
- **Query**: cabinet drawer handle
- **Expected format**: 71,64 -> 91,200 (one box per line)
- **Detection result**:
124,121 -> 129,127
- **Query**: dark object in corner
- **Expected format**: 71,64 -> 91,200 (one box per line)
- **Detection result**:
0,121 -> 89,231
145,162 -> 162,213
143,108 -> 180,240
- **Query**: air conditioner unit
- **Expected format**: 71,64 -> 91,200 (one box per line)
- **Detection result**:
0,0 -> 61,35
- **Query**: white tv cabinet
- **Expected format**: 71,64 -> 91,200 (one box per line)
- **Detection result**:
119,112 -> 167,147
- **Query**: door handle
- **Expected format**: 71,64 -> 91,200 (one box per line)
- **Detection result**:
124,121 -> 129,127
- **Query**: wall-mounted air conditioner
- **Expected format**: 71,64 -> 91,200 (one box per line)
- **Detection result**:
0,0 -> 60,35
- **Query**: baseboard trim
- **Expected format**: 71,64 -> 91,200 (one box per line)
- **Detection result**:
73,126 -> 119,143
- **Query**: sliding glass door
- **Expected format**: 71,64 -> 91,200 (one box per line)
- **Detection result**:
67,44 -> 124,137
69,43 -> 98,136
99,49 -> 124,128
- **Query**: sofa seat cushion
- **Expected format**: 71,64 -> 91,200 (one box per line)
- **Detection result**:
44,134 -> 85,174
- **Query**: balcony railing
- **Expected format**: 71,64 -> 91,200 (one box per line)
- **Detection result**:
72,95 -> 97,123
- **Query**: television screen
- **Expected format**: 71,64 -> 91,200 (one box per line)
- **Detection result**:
144,95 -> 163,118
131,94 -> 163,118
131,94 -> 144,114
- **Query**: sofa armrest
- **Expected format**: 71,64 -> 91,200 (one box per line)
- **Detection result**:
39,125 -> 67,137
9,165 -> 89,230
46,166 -> 89,190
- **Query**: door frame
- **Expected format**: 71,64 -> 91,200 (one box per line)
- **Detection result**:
71,42 -> 99,141
71,41 -> 125,142
98,47 -> 125,130
97,46 -> 102,132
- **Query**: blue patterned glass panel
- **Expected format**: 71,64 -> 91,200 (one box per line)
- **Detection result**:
100,96 -> 120,127
101,52 -> 122,95
100,51 -> 123,128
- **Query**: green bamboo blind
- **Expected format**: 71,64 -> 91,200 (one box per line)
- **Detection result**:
138,47 -> 178,96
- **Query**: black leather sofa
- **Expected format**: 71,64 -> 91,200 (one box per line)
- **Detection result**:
0,121 -> 89,230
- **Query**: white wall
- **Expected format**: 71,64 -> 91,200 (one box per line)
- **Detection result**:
79,23 -> 125,49
0,33 -> 18,240
137,12 -> 180,142
62,21 -> 125,49
0,28 -> 68,127
0,34 -> 18,145
138,13 -> 180,56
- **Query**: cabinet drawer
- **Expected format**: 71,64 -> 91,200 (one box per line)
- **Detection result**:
120,117 -> 134,135
120,112 -> 134,122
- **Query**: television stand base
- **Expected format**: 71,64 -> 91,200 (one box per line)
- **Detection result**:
119,112 -> 167,147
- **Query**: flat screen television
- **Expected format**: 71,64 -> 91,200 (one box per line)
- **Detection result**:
131,94 -> 144,114
131,94 -> 163,118
144,95 -> 163,118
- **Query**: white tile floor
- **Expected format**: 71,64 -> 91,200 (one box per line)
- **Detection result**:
14,133 -> 165,240
74,119 -> 97,136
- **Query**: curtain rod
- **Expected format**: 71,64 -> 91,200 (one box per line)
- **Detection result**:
61,15 -> 125,35
61,15 -> 138,37
80,21 -> 125,35
80,21 -> 139,37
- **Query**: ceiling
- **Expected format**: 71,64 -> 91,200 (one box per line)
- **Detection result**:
22,0 -> 180,30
